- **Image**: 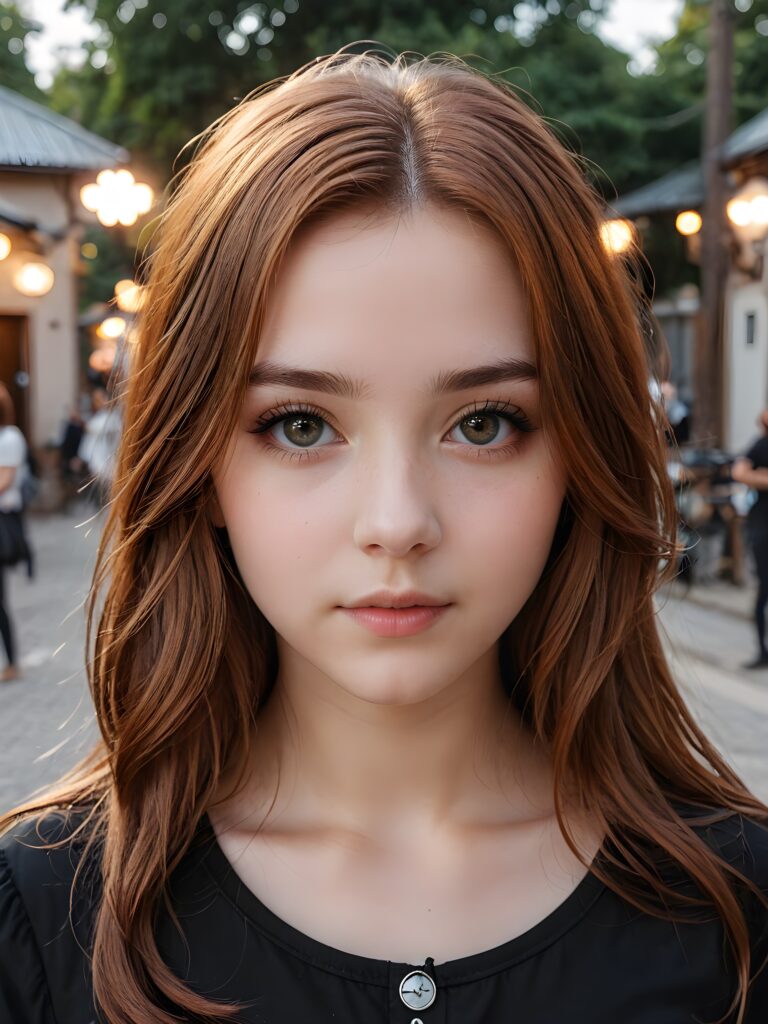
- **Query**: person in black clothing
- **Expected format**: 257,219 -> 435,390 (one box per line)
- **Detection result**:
1,48 -> 767,1024
1,801 -> 766,1024
733,409 -> 768,668
57,404 -> 87,511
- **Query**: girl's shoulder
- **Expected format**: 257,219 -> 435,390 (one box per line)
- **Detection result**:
653,803 -> 768,940
0,807 -> 99,1022
697,808 -> 768,914
634,802 -> 768,879
1,803 -> 95,867
0,806 -> 101,943
676,803 -> 768,879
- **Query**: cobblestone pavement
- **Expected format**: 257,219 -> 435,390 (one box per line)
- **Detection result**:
1,509 -> 767,811
655,584 -> 768,800
0,502 -> 102,812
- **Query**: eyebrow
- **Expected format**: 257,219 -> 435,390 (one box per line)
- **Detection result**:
247,357 -> 538,399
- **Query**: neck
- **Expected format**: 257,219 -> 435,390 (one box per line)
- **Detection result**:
216,645 -> 557,843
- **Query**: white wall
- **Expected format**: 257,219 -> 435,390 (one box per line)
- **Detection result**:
0,170 -> 80,448
725,259 -> 768,455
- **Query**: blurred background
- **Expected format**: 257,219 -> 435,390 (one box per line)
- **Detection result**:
1,0 -> 768,807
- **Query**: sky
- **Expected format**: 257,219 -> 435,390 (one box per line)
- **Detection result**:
598,0 -> 686,72
19,0 -> 686,91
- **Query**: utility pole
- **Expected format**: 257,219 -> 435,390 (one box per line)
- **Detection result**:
693,0 -> 733,448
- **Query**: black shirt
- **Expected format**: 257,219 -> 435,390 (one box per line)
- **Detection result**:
744,435 -> 768,528
1,807 -> 767,1023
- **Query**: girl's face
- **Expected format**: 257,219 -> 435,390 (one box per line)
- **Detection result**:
211,204 -> 567,706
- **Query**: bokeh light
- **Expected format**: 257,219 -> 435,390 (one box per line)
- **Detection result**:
79,169 -> 154,227
600,218 -> 634,254
675,210 -> 702,236
13,261 -> 54,296
97,316 -> 126,339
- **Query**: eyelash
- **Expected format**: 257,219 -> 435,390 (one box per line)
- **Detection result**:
247,399 -> 536,464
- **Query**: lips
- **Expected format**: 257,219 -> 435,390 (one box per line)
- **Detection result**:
340,604 -> 451,637
343,589 -> 450,609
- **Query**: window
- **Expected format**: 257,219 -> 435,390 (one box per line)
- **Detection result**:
746,311 -> 756,346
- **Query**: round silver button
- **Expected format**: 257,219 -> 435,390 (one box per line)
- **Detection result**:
399,970 -> 436,1010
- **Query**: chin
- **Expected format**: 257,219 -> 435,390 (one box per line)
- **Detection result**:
339,679 -> 447,707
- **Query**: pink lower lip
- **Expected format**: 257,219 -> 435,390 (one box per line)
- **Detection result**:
340,605 -> 451,637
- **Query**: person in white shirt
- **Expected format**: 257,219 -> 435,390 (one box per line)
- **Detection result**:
77,388 -> 122,508
0,383 -> 28,682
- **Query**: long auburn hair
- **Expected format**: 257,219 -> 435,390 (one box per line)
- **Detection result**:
2,47 -> 767,1024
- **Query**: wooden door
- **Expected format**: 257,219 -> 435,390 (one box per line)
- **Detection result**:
0,316 -> 30,440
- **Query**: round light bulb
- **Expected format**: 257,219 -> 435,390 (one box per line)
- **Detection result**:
13,261 -> 54,297
751,195 -> 768,227
727,198 -> 753,228
97,316 -> 127,339
80,170 -> 155,227
97,206 -> 119,227
114,279 -> 144,312
80,183 -> 101,212
132,183 -> 153,214
675,210 -> 702,236
600,218 -> 634,254
0,233 -> 10,261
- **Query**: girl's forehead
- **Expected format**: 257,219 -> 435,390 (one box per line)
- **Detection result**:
256,205 -> 535,374
277,203 -> 519,279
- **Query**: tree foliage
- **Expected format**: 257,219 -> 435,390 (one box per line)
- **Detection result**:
30,0 -> 768,305
0,1 -> 45,100
51,0 -> 620,185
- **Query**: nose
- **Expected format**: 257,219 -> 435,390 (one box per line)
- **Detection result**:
351,444 -> 442,558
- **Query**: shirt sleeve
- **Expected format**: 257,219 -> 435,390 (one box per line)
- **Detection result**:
743,438 -> 768,470
732,816 -> 768,1021
0,848 -> 56,1023
77,422 -> 95,468
749,919 -> 768,1021
0,427 -> 24,470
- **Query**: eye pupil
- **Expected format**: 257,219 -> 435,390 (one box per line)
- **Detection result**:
284,415 -> 322,447
462,413 -> 499,445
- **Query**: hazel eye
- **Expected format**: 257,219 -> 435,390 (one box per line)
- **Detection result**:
251,402 -> 338,444
444,400 -> 536,459
449,411 -> 514,447
271,412 -> 333,448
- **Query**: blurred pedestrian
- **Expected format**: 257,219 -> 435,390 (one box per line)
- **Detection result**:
57,404 -> 87,511
77,388 -> 122,509
660,380 -> 690,447
0,383 -> 33,683
732,408 -> 768,668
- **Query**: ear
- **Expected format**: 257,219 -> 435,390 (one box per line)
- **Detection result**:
208,489 -> 227,529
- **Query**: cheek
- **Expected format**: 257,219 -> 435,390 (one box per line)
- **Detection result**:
213,449 -> 342,616
448,452 -> 569,610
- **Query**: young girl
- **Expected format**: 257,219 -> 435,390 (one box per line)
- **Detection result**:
1,48 -> 766,1024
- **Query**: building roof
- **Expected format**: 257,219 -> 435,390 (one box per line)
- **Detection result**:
613,162 -> 704,218
721,105 -> 768,164
613,104 -> 768,218
0,84 -> 129,172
